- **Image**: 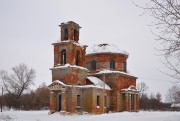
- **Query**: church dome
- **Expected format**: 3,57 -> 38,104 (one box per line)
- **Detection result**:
86,43 -> 128,55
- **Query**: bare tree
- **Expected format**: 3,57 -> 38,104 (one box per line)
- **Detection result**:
0,63 -> 35,108
156,92 -> 162,102
166,85 -> 180,103
137,82 -> 149,97
134,0 -> 180,81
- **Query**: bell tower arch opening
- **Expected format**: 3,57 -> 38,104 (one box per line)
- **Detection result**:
64,28 -> 68,40
61,49 -> 66,65
76,50 -> 80,66
74,29 -> 78,42
60,21 -> 81,42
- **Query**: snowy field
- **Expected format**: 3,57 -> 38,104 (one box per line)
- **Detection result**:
0,110 -> 180,121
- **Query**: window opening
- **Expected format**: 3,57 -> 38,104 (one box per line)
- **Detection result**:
123,61 -> 127,72
76,50 -> 80,66
104,96 -> 107,107
92,60 -> 96,70
74,29 -> 77,42
110,59 -> 115,69
64,28 -> 68,40
97,95 -> 100,107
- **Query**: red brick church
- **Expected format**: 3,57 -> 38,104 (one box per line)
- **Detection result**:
48,21 -> 139,114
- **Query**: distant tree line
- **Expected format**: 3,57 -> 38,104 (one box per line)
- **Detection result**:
0,83 -> 49,110
139,93 -> 171,111
138,82 -> 180,111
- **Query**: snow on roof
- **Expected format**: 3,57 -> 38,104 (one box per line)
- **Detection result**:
95,69 -> 137,78
60,21 -> 81,28
86,43 -> 128,55
121,86 -> 138,92
61,40 -> 85,47
87,76 -> 111,90
53,80 -> 66,86
171,103 -> 180,108
50,63 -> 88,71
52,40 -> 86,48
49,78 -> 111,90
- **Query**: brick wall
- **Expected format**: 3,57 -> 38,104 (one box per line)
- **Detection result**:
85,53 -> 128,72
60,21 -> 80,42
51,67 -> 87,85
53,42 -> 86,67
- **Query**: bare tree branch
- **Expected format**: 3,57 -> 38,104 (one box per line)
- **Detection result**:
137,82 -> 149,97
134,0 -> 180,81
166,85 -> 180,103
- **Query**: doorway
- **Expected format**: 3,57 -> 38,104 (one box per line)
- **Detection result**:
58,95 -> 62,111
131,94 -> 134,111
122,93 -> 125,111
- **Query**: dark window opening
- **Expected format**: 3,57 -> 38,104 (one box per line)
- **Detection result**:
76,50 -> 80,66
104,96 -> 107,107
87,62 -> 92,70
58,53 -> 60,64
97,95 -> 100,107
110,59 -> 115,69
74,29 -> 78,42
64,28 -> 68,40
123,61 -> 127,72
61,50 -> 66,65
92,60 -> 96,70
77,95 -> 81,107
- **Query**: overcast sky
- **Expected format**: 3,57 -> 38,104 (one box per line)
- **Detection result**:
0,0 -> 177,101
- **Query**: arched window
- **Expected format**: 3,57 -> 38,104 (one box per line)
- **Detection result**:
61,49 -> 66,65
110,59 -> 115,69
64,28 -> 68,40
92,60 -> 96,70
76,50 -> 80,66
74,29 -> 77,42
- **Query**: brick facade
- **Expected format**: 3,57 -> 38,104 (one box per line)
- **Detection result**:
86,53 -> 128,72
48,21 -> 139,114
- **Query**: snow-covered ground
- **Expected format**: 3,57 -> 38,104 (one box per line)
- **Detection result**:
0,110 -> 180,121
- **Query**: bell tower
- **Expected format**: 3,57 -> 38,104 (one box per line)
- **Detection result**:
52,21 -> 86,67
51,21 -> 88,85
60,21 -> 81,43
